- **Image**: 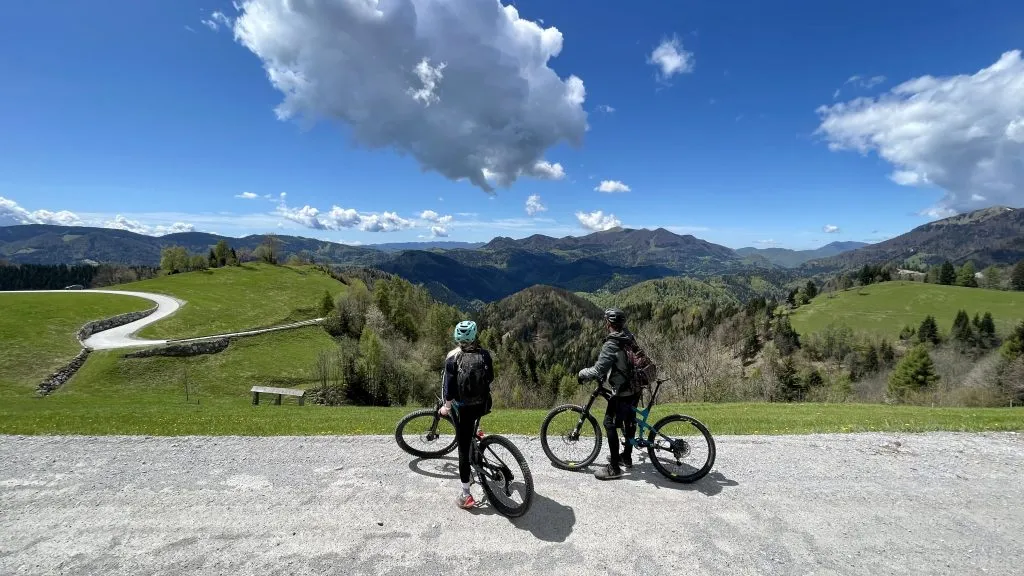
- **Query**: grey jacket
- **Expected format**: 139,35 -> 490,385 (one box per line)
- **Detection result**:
578,330 -> 636,397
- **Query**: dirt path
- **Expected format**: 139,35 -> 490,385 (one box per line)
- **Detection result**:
1,432 -> 1022,575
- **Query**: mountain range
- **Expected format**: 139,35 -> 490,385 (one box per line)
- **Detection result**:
736,241 -> 869,268
801,206 -> 1024,273
2,206 -> 1021,306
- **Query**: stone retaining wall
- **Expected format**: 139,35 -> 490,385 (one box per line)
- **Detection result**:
123,338 -> 230,358
77,306 -> 159,343
37,349 -> 91,396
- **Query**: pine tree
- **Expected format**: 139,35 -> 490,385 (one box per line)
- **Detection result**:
740,322 -> 760,362
208,249 -> 218,268
862,342 -> 880,375
982,265 -> 1003,290
939,261 -> 956,285
878,339 -> 895,365
951,310 -> 975,348
888,345 -> 939,399
1012,261 -> 1024,291
778,356 -> 802,401
805,280 -> 818,300
1001,321 -> 1024,363
773,316 -> 801,356
918,315 -> 940,345
229,247 -> 239,266
318,290 -> 336,317
956,261 -> 978,287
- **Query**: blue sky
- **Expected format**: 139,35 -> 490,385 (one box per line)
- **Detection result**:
1,0 -> 1023,250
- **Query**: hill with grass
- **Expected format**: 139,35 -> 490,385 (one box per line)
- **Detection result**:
0,292 -> 153,392
109,263 -> 347,340
789,281 -> 1024,339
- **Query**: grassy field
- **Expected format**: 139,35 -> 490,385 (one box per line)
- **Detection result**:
111,263 -> 345,340
0,292 -> 152,392
790,282 -> 1024,339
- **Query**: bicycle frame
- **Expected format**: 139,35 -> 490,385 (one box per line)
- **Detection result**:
573,378 -> 672,449
430,397 -> 505,480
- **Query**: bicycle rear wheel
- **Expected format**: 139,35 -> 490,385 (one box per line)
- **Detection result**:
646,414 -> 716,483
394,409 -> 458,458
539,405 -> 602,470
476,435 -> 534,518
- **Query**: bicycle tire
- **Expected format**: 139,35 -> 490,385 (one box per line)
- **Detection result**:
646,414 -> 716,483
477,434 -> 534,518
539,404 -> 602,471
394,409 -> 458,458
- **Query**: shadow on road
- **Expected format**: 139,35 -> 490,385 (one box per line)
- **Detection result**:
508,491 -> 576,543
408,456 -> 459,480
406,456 -> 577,542
552,460 -> 738,496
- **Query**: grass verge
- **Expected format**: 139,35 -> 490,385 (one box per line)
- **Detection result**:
2,397 -> 1022,437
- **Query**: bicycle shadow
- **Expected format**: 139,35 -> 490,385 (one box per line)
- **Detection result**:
407,456 -> 460,480
406,457 -> 576,542
557,460 -> 738,496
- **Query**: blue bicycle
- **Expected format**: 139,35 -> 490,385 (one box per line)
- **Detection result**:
540,377 -> 716,483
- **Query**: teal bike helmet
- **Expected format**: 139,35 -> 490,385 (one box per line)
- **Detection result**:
453,320 -> 478,343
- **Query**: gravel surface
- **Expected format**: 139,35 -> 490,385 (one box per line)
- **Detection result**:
1,432 -> 1022,575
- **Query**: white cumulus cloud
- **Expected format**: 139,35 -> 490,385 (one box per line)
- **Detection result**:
105,215 -> 195,236
527,161 -> 566,181
817,50 -> 1024,216
648,36 -> 694,80
822,224 -> 840,233
359,212 -> 415,233
525,194 -> 547,216
230,0 -> 587,192
0,196 -> 83,226
235,191 -> 259,199
576,210 -> 621,231
595,180 -> 631,193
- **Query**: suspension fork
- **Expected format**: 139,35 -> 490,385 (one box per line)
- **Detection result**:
571,389 -> 604,438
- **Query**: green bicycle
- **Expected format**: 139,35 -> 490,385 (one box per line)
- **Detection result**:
540,377 -> 716,483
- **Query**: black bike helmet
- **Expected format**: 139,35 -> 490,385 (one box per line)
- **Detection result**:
604,308 -> 626,328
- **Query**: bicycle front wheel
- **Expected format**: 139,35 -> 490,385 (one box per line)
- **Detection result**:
476,435 -> 534,518
394,409 -> 458,458
539,405 -> 602,470
646,414 -> 716,483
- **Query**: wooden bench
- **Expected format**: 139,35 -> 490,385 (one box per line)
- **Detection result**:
251,385 -> 306,406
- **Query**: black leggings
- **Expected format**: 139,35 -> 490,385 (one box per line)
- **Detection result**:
453,403 -> 485,484
604,394 -> 640,464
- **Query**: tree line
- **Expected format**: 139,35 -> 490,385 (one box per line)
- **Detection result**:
0,262 -> 159,290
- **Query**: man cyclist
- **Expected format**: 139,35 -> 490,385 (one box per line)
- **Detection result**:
439,320 -> 494,509
578,308 -> 640,480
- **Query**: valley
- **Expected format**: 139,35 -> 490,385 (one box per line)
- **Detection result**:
2,206 -> 1024,437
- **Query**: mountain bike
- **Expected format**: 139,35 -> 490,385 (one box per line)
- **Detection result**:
395,397 -> 534,518
539,378 -> 716,483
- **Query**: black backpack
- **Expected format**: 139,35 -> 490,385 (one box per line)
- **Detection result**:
456,349 -> 492,412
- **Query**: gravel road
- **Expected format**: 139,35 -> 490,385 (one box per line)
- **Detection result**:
2,432 -> 1022,575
